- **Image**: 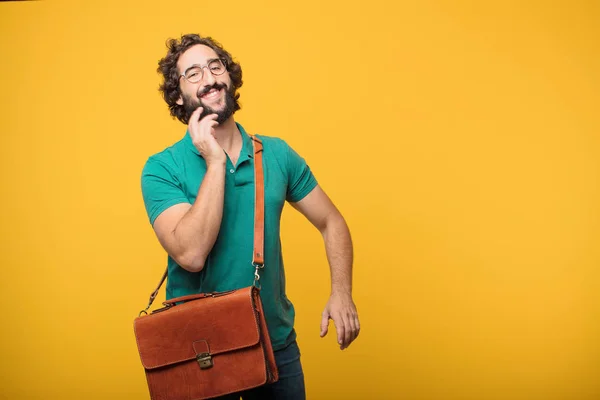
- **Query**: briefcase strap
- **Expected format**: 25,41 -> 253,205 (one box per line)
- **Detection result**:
251,136 -> 265,286
139,135 -> 265,316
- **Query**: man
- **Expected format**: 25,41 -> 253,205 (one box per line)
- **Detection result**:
141,33 -> 359,399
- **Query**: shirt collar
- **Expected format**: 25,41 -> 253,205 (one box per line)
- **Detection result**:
183,122 -> 254,161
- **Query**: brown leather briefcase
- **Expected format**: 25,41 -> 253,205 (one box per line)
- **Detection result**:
133,136 -> 278,400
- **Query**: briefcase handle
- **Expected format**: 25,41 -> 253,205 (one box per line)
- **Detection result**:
139,135 -> 265,316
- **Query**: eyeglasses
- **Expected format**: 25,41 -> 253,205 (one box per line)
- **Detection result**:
180,58 -> 227,84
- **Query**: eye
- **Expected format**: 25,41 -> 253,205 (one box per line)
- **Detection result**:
209,60 -> 225,72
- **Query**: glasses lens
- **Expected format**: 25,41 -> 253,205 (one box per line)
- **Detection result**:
185,67 -> 203,83
208,59 -> 226,75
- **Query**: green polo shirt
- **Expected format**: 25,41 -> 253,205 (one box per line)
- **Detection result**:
140,122 -> 317,350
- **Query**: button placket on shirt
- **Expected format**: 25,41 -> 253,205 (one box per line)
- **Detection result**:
233,157 -> 255,187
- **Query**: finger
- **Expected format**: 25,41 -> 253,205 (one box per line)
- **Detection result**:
352,311 -> 360,341
342,313 -> 353,349
189,107 -> 203,125
333,313 -> 345,348
188,108 -> 204,139
198,117 -> 219,141
200,115 -> 219,132
344,313 -> 356,349
320,311 -> 329,337
200,113 -> 219,123
205,120 -> 220,139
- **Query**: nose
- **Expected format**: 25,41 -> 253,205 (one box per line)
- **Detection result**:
202,66 -> 216,85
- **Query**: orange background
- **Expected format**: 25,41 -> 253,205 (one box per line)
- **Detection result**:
0,0 -> 598,399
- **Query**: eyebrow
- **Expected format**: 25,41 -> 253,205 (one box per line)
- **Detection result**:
182,58 -> 220,74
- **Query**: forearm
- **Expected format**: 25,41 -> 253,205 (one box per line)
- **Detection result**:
322,212 -> 354,295
173,163 -> 226,271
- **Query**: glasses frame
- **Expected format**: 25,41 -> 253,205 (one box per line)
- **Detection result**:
179,58 -> 228,84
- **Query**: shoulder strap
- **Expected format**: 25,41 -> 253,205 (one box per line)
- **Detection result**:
139,135 -> 265,315
252,136 -> 264,266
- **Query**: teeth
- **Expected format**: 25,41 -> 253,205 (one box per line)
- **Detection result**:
203,89 -> 219,98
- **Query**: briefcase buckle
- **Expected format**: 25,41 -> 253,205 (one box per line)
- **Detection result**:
196,352 -> 213,369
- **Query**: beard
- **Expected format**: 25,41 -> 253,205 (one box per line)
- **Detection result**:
181,83 -> 239,125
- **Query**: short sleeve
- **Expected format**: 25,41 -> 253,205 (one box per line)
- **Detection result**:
141,157 -> 191,225
284,140 -> 318,203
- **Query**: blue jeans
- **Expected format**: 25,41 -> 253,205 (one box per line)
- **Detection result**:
214,340 -> 306,400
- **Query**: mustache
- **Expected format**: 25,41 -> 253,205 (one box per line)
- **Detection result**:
197,83 -> 228,98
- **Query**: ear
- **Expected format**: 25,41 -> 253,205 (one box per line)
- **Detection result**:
176,95 -> 183,106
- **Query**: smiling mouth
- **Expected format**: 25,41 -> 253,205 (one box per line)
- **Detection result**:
200,88 -> 222,100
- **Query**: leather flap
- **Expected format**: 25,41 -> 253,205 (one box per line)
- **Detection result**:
134,287 -> 261,370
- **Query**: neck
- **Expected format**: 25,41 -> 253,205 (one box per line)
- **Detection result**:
212,117 -> 240,154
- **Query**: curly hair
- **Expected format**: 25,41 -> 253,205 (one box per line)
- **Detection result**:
157,34 -> 243,124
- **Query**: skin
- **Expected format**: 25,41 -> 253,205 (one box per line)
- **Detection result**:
152,44 -> 360,350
